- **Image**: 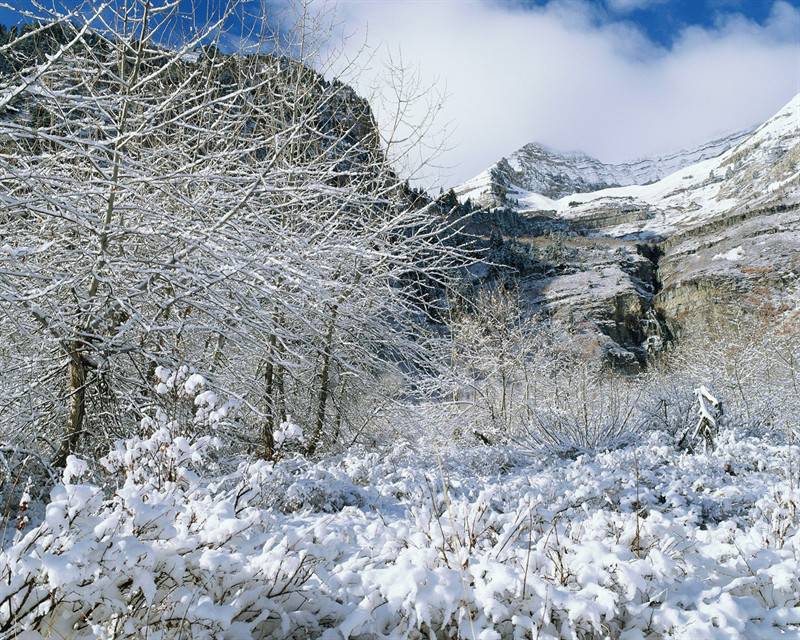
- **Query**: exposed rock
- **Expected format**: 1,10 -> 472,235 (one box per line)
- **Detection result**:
654,203 -> 800,338
456,95 -> 800,363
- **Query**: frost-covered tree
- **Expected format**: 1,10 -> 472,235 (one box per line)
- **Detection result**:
441,288 -> 542,442
0,0 -> 468,466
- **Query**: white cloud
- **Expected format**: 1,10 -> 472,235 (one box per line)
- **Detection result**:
606,0 -> 669,13
322,0 -> 800,188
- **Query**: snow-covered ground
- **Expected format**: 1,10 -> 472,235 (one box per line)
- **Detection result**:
2,427 -> 799,639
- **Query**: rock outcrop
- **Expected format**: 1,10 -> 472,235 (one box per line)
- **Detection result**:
456,95 -> 800,364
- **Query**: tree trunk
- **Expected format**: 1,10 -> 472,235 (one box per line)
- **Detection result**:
275,359 -> 286,424
52,343 -> 87,467
262,333 -> 277,460
306,270 -> 360,457
51,5 -> 152,469
306,306 -> 339,457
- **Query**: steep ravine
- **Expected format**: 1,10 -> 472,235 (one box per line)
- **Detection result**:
581,202 -> 800,363
455,94 -> 799,358
467,213 -> 673,368
461,200 -> 798,370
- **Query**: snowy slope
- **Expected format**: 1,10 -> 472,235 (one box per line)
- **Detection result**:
456,94 -> 799,240
551,94 -> 800,238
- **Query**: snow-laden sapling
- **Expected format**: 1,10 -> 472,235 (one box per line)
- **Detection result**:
679,385 -> 724,451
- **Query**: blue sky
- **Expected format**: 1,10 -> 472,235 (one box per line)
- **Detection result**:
4,1 -> 797,45
3,0 -> 798,186
510,0 -> 800,47
0,1 -> 258,43
617,0 -> 791,45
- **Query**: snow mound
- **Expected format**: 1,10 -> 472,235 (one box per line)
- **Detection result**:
713,246 -> 745,262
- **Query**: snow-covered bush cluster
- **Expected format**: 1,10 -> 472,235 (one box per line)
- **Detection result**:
3,427 -> 799,639
435,287 -> 800,452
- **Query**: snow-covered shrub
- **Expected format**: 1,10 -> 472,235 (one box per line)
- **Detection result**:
274,419 -> 304,450
640,373 -> 699,437
438,291 -> 648,452
523,364 -> 645,453
4,429 -> 800,639
151,366 -> 240,437
658,313 -> 800,440
0,445 -> 55,542
0,429 -> 315,639
322,432 -> 800,639
263,456 -> 374,513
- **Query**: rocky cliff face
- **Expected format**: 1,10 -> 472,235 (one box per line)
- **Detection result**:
456,95 -> 800,365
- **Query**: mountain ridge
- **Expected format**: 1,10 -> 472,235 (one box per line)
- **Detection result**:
455,94 -> 800,366
456,126 -> 755,205
457,94 -> 799,237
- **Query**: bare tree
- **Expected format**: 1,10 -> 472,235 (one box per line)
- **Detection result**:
0,0 -> 470,466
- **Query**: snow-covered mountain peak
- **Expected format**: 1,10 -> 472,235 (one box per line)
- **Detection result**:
455,126 -> 754,207
455,93 -> 799,240
725,93 -> 799,157
512,142 -> 594,163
